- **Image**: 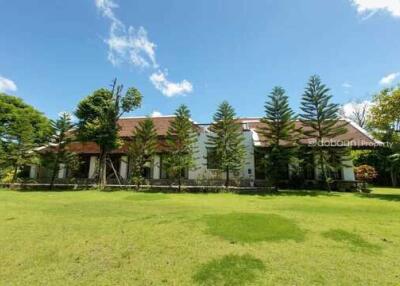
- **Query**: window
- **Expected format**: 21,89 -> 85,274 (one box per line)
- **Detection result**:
206,148 -> 219,170
328,168 -> 343,180
142,166 -> 152,179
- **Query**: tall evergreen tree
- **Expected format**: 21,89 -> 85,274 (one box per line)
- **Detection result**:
207,101 -> 245,187
43,113 -> 78,189
75,79 -> 142,189
299,75 -> 348,191
128,117 -> 158,189
165,105 -> 198,192
259,87 -> 298,190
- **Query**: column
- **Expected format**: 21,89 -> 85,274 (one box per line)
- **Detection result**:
342,158 -> 355,181
88,156 -> 98,179
29,165 -> 38,179
58,163 -> 67,179
119,156 -> 128,180
153,155 -> 160,179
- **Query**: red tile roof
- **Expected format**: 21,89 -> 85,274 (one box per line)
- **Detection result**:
117,116 -> 176,137
39,117 -> 381,154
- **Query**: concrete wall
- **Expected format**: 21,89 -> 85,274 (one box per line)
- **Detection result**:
188,128 -> 254,181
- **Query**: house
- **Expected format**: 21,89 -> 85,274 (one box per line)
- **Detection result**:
28,116 -> 382,187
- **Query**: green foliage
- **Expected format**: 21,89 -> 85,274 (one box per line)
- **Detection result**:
352,149 -> 392,185
204,213 -> 304,243
75,80 -> 142,187
128,117 -> 157,188
41,113 -> 79,188
207,101 -> 245,187
299,75 -> 348,191
164,105 -> 198,191
259,87 -> 298,189
369,87 -> 400,131
367,87 -> 400,186
0,93 -> 51,181
193,254 -> 265,286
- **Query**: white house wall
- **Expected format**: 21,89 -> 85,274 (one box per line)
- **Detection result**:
188,129 -> 255,181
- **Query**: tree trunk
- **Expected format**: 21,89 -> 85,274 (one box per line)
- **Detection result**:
319,150 -> 331,192
98,149 -> 107,189
391,168 -> 398,187
12,164 -> 19,183
178,171 -> 181,192
49,155 -> 60,190
225,167 -> 229,189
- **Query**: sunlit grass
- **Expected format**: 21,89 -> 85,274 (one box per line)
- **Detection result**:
0,187 -> 400,285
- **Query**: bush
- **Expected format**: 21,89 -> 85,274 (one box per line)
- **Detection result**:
355,165 -> 378,192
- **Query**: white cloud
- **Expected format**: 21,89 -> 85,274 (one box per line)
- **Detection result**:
150,110 -> 162,117
94,0 -> 192,96
351,0 -> 400,18
150,71 -> 193,97
0,76 -> 17,93
379,72 -> 400,85
342,100 -> 372,118
342,82 -> 352,88
106,26 -> 158,68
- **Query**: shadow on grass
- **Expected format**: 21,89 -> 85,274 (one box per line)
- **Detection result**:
356,193 -> 400,202
237,190 -> 339,198
203,213 -> 305,243
322,229 -> 381,253
193,254 -> 265,286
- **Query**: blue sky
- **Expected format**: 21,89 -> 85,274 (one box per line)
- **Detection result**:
1,0 -> 400,122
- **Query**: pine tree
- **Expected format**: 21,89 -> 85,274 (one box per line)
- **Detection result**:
299,75 -> 348,191
165,105 -> 198,192
44,113 -> 78,189
259,87 -> 298,190
207,101 -> 245,188
128,117 -> 158,189
8,116 -> 37,182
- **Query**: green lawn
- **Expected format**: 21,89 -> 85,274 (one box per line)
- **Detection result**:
1,188 -> 400,285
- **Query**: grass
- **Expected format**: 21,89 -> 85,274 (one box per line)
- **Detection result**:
204,213 -> 305,243
193,254 -> 265,286
322,229 -> 381,252
0,187 -> 400,285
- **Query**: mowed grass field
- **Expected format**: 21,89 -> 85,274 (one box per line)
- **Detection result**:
1,188 -> 400,285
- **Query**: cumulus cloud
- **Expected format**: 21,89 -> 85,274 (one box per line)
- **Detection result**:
150,71 -> 193,97
150,110 -> 162,117
0,76 -> 17,93
94,0 -> 192,96
351,0 -> 400,18
379,72 -> 400,85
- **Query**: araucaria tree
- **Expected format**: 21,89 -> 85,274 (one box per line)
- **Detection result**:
128,117 -> 157,189
165,105 -> 198,192
43,113 -> 78,189
300,75 -> 347,191
207,101 -> 245,188
75,79 -> 142,189
259,87 -> 298,190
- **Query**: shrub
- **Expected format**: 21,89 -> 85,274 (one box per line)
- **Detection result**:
355,165 -> 378,192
